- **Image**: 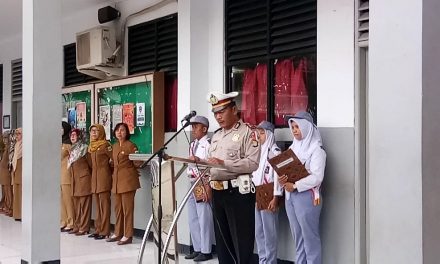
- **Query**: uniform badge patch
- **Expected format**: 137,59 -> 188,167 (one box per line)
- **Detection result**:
210,94 -> 219,104
232,133 -> 240,142
250,131 -> 259,147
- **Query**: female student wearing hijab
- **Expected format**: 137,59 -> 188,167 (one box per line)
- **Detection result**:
279,111 -> 326,264
252,121 -> 283,264
88,124 -> 113,240
12,128 -> 23,221
0,132 -> 13,217
106,123 -> 140,245
68,129 -> 92,235
60,121 -> 75,232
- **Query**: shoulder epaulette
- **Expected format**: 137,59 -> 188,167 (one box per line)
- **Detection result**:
214,128 -> 222,134
244,123 -> 256,130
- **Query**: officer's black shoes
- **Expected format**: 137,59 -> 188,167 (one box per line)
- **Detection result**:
193,253 -> 213,262
184,251 -> 200,259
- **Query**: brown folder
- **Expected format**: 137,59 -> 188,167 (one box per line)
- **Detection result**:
255,182 -> 274,210
268,148 -> 309,183
193,178 -> 212,203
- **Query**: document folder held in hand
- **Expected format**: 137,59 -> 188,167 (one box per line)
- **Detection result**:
268,148 -> 309,183
255,182 -> 274,210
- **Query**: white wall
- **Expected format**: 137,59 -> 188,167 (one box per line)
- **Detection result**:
317,0 -> 355,128
368,0 -> 423,263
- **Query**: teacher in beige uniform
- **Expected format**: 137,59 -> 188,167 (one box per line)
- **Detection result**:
68,128 -> 92,236
106,123 -> 140,245
12,128 -> 23,221
60,121 -> 74,232
0,132 -> 13,217
88,124 -> 113,240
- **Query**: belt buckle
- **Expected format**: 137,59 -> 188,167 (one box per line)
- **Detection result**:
210,180 -> 226,191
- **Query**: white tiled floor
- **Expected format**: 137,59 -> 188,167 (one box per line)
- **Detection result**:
0,215 -> 218,263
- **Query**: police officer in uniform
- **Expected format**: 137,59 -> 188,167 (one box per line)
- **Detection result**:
206,91 -> 261,264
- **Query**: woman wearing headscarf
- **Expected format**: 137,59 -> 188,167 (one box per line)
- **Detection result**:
0,131 -> 13,216
252,121 -> 283,264
0,137 -> 5,211
68,129 -> 92,235
88,124 -> 112,240
106,123 -> 140,245
60,121 -> 75,232
279,112 -> 326,264
12,128 -> 23,221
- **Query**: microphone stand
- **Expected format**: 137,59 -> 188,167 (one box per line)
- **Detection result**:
142,119 -> 191,264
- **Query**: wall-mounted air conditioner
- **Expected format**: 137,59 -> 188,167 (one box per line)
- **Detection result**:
76,26 -> 124,79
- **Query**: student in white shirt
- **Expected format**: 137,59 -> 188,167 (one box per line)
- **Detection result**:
185,116 -> 214,262
252,121 -> 282,264
279,111 -> 326,264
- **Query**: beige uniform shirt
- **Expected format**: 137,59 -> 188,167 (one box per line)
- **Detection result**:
208,119 -> 260,181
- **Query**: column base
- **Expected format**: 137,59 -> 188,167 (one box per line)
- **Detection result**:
21,259 -> 60,264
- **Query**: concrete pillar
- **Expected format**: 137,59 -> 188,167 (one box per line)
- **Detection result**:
176,0 -> 224,248
421,0 -> 440,262
177,0 -> 224,130
368,0 -> 423,262
22,0 -> 62,262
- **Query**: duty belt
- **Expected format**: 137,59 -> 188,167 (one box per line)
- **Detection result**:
210,179 -> 239,191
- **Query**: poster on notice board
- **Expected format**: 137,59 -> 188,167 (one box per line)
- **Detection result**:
136,103 -> 145,126
112,104 -> 122,129
68,108 -> 76,128
99,105 -> 111,140
123,103 -> 135,134
76,102 -> 87,131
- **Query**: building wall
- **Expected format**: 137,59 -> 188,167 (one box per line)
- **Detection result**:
0,0 -> 360,262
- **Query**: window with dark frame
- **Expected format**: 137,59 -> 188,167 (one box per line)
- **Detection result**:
128,14 -> 178,132
63,43 -> 97,87
11,59 -> 22,101
225,0 -> 317,127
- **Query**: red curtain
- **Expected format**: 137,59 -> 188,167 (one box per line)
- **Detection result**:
241,68 -> 257,124
241,64 -> 267,125
255,64 -> 267,123
273,58 -> 309,126
165,76 -> 178,132
291,58 -> 309,114
274,59 -> 294,126
240,58 -> 309,127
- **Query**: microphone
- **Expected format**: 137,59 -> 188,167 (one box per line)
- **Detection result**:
181,110 -> 197,122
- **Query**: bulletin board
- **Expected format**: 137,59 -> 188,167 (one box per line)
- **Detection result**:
94,73 -> 164,154
61,84 -> 95,142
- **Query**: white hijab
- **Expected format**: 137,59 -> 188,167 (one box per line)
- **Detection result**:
288,117 -> 322,163
252,129 -> 275,184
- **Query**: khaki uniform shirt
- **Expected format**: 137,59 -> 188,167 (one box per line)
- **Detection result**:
112,141 -> 140,194
208,119 -> 260,181
60,144 -> 71,185
90,142 -> 113,193
13,158 -> 22,185
70,155 -> 92,197
0,148 -> 11,185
